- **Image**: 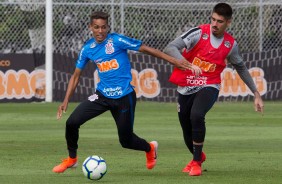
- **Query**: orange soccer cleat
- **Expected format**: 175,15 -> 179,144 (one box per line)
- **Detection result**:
146,141 -> 158,169
52,156 -> 78,173
189,160 -> 202,176
182,152 -> 206,173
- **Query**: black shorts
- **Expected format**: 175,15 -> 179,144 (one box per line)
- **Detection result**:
66,90 -> 150,152
68,90 -> 137,130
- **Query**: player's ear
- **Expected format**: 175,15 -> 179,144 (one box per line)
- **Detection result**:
226,18 -> 232,27
88,24 -> 92,33
107,25 -> 111,33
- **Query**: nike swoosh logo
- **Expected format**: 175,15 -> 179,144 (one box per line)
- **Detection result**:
121,109 -> 128,113
154,147 -> 157,159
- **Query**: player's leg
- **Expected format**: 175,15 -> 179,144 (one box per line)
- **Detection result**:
177,92 -> 195,154
110,91 -> 148,151
178,92 -> 203,173
189,87 -> 219,176
53,92 -> 109,173
110,91 -> 158,169
65,99 -> 108,158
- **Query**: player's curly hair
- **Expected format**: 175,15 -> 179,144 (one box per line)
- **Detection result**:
213,3 -> 233,20
90,11 -> 109,24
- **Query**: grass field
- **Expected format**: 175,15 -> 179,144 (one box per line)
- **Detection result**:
0,101 -> 281,184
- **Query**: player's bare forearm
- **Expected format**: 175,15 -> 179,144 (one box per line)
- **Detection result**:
57,68 -> 81,119
139,44 -> 178,65
139,44 -> 201,76
63,75 -> 79,103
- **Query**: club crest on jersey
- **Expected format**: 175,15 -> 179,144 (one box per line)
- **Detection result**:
105,38 -> 114,54
90,42 -> 96,48
224,41 -> 231,48
202,33 -> 209,40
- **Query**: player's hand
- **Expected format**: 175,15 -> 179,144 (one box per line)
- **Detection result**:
57,102 -> 68,120
189,64 -> 202,77
254,91 -> 264,116
175,59 -> 202,77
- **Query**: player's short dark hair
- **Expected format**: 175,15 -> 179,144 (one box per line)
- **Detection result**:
212,3 -> 233,20
90,11 -> 109,24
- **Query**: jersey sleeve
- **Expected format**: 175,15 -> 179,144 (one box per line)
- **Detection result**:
180,27 -> 201,51
114,33 -> 142,51
227,41 -> 243,65
163,37 -> 186,60
227,41 -> 257,93
75,46 -> 89,70
163,27 -> 201,60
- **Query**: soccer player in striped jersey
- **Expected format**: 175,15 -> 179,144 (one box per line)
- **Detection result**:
52,11 -> 201,174
164,3 -> 264,176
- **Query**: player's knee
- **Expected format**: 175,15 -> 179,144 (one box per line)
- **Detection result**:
119,136 -> 132,149
191,112 -> 206,143
192,123 -> 206,142
190,111 -> 205,124
66,115 -> 81,129
119,140 -> 131,148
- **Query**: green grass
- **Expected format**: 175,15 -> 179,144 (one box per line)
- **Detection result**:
0,101 -> 281,184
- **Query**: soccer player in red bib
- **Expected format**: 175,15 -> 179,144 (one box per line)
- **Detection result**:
164,3 -> 264,176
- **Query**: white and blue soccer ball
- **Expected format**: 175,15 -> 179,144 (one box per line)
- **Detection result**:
82,155 -> 107,180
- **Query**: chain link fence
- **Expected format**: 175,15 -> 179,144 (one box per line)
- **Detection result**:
1,0 -> 282,54
1,0 -> 281,102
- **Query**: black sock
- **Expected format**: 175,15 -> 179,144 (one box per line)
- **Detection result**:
69,150 -> 77,158
193,144 -> 203,161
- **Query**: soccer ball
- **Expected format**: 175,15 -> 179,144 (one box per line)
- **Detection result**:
82,155 -> 107,180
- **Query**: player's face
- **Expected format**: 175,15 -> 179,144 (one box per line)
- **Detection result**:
89,19 -> 109,43
210,12 -> 231,37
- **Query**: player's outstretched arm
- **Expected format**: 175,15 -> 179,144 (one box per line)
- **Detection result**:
139,44 -> 202,76
57,68 -> 82,120
228,42 -> 264,116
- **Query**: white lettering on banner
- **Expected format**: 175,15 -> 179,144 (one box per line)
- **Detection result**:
219,67 -> 267,97
0,69 -> 45,99
0,66 -> 268,100
136,69 -> 160,98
